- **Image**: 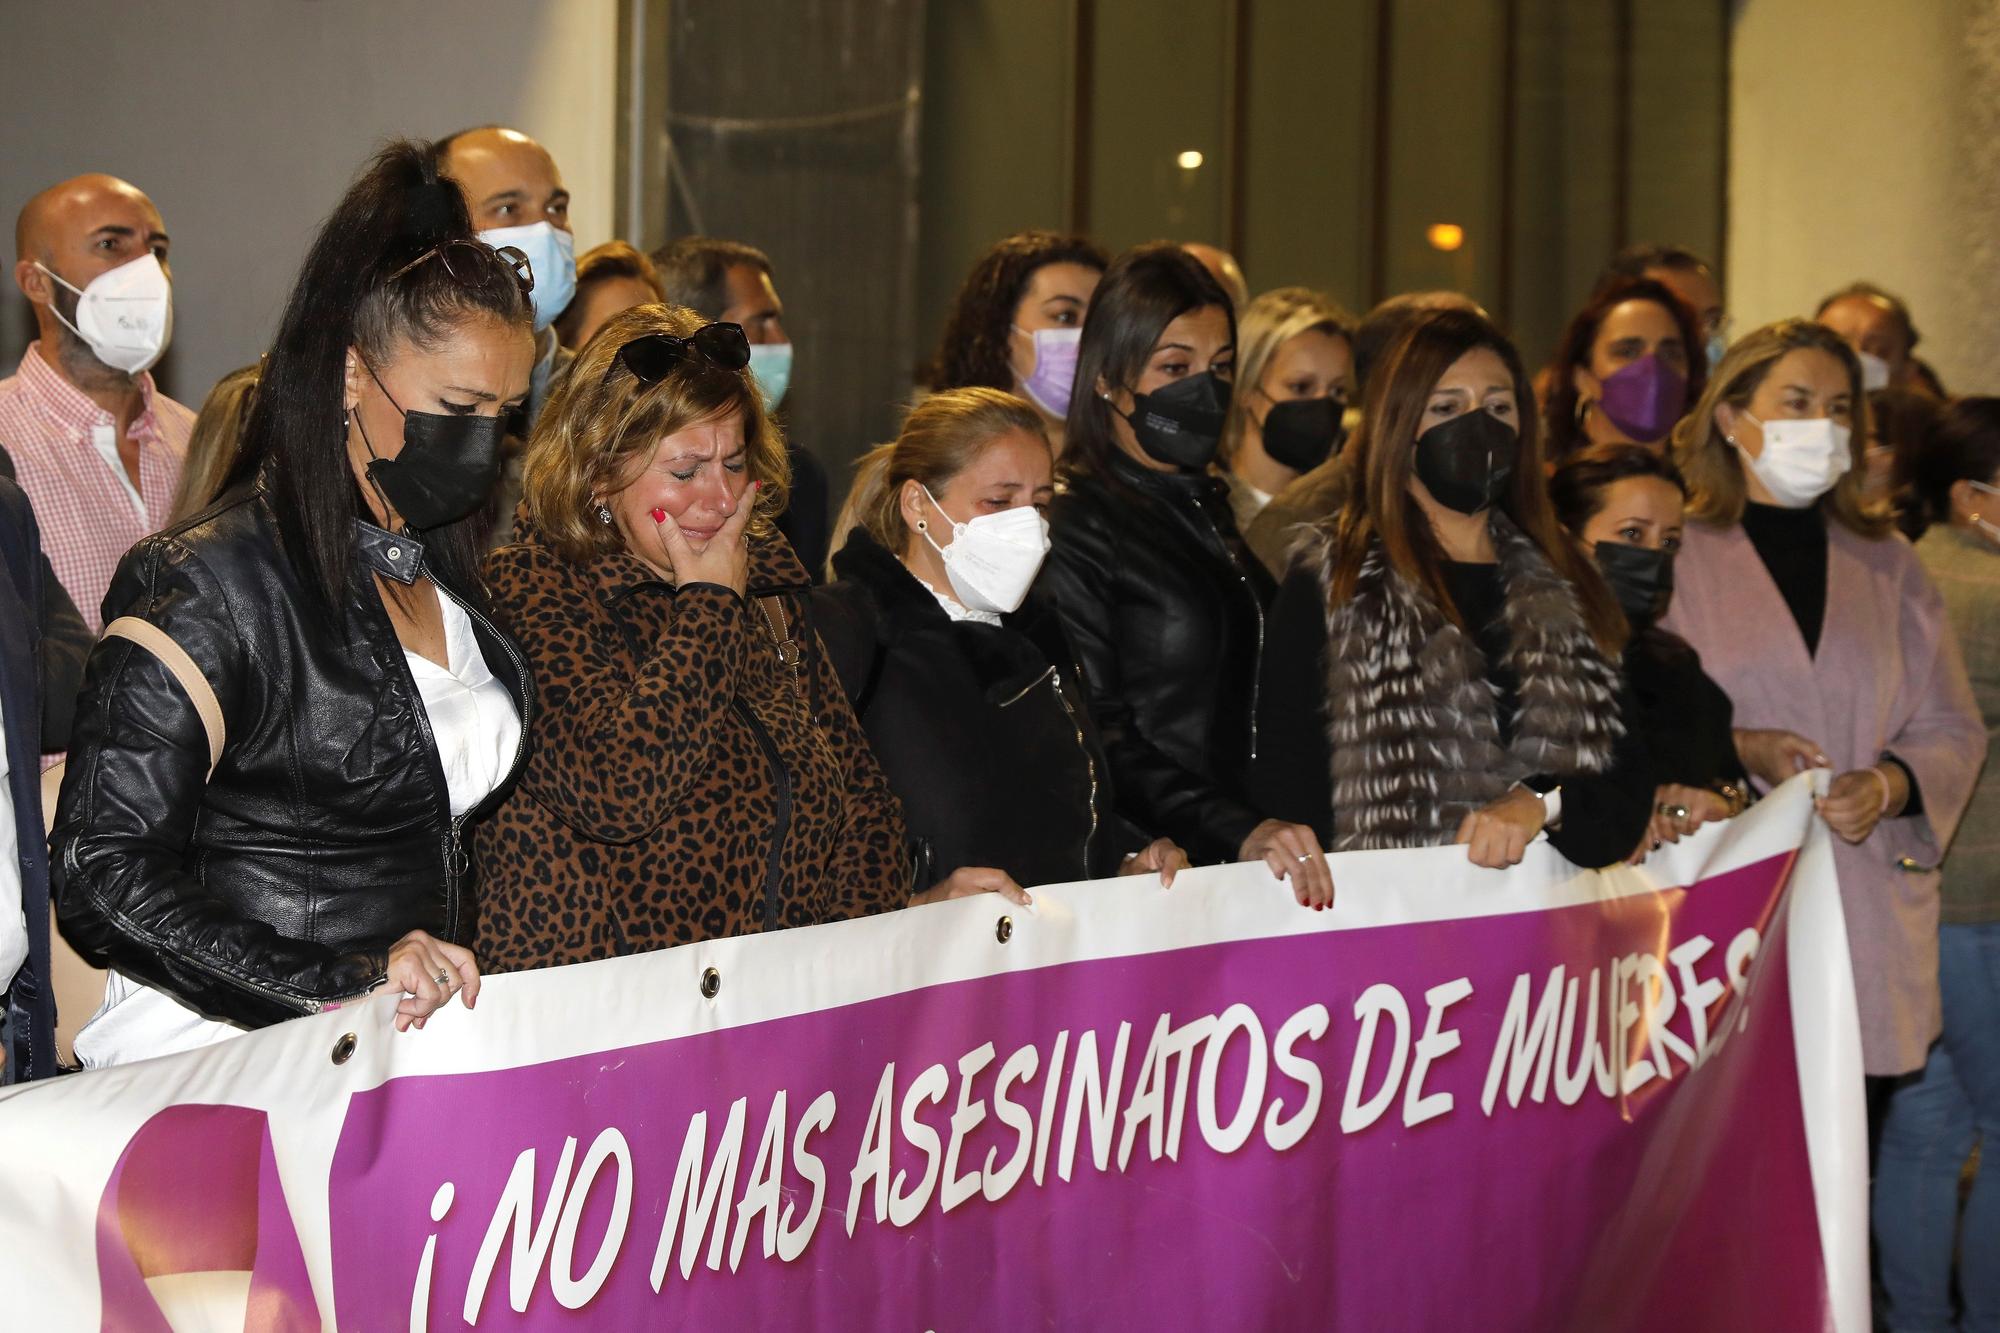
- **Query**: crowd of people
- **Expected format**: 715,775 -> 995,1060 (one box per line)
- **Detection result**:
0,127 -> 1993,1323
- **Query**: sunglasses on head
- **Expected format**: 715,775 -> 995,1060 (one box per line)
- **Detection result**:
386,239 -> 535,296
614,322 -> 752,384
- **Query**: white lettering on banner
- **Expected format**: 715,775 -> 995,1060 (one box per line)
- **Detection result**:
1057,1024 -> 1132,1180
1480,931 -> 1761,1116
1264,1004 -> 1330,1151
464,1136 -> 577,1323
551,1129 -> 632,1307
650,1097 -> 747,1288
1404,978 -> 1473,1127
731,1091 -> 789,1272
940,1044 -> 996,1213
1340,984 -> 1412,1132
443,934 -> 1773,1317
888,1063 -> 949,1225
779,1092 -> 836,1262
845,1065 -> 897,1237
1196,1004 -> 1267,1153
982,1044 -> 1038,1201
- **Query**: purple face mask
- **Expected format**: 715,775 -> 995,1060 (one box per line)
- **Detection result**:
1013,325 -> 1082,419
1595,353 -> 1687,443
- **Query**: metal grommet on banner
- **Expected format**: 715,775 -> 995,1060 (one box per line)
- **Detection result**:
700,966 -> 722,999
331,1032 -> 357,1065
995,916 -> 1013,944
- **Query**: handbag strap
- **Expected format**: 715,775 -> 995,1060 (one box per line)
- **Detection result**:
102,616 -> 224,779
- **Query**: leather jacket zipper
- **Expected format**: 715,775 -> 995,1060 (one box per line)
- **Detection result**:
734,698 -> 792,931
431,582 -> 536,938
1185,494 -> 1265,762
999,666 -> 1100,875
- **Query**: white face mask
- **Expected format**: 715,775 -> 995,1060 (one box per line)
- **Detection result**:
478,220 -> 576,332
37,253 -> 174,375
917,484 -> 1050,614
1855,349 -> 1892,393
1969,480 -> 2000,547
1734,412 -> 1853,509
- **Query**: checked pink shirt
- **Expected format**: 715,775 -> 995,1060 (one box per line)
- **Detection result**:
0,343 -> 191,630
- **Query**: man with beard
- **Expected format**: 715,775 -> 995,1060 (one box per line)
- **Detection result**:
3,175 -> 190,629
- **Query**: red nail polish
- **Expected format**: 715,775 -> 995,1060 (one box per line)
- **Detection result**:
650,508 -> 667,523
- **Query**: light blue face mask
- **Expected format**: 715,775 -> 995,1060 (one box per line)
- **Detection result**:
747,341 -> 794,410
478,220 -> 576,332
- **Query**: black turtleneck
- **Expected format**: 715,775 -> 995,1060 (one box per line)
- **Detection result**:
1740,502 -> 1828,655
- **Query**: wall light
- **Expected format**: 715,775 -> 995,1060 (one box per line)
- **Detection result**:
1427,223 -> 1466,252
1176,150 -> 1205,170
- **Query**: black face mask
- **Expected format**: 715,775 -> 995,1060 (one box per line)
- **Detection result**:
1259,396 -> 1346,472
1413,408 -> 1518,515
1123,370 -> 1231,470
1594,540 -> 1675,628
357,362 -> 507,532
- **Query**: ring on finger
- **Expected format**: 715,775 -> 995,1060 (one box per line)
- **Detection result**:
435,970 -> 451,988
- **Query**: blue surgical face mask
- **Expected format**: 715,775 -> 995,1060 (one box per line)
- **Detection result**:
477,220 -> 576,332
747,341 -> 794,410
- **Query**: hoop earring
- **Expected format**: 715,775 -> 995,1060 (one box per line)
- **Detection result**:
1574,396 -> 1593,429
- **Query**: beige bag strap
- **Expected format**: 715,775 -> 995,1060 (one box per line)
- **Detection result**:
101,615 -> 225,778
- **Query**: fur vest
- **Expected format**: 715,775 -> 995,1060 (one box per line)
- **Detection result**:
1300,513 -> 1624,852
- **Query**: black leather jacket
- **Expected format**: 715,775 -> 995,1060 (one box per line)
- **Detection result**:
812,529 -> 1145,887
1040,452 -> 1276,863
52,484 -> 532,1028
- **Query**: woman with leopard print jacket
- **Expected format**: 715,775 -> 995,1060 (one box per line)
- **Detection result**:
476,306 -> 998,971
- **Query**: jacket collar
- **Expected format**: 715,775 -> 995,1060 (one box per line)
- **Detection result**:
830,526 -> 1068,695
1098,446 -> 1230,504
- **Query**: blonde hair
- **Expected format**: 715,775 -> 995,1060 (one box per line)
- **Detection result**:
522,302 -> 789,562
828,387 -> 1049,577
1218,286 -> 1353,466
171,362 -> 261,523
1669,318 -> 1891,538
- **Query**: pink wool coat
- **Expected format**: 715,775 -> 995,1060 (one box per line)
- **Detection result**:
1663,517 -> 1985,1075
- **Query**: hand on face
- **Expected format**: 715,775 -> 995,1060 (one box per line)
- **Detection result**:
609,413 -> 756,594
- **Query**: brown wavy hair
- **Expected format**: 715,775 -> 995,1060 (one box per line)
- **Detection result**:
1668,318 -> 1889,538
923,230 -> 1108,391
1541,276 -> 1706,463
1325,306 -> 1627,654
522,302 -> 789,562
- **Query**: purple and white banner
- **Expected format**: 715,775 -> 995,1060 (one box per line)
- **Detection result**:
0,774 -> 1866,1331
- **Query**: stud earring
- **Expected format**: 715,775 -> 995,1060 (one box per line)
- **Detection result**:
914,518 -> 928,532
595,503 -> 613,525
1724,434 -> 1737,446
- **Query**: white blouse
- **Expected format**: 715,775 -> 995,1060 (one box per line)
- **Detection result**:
75,594 -> 521,1068
406,593 -> 522,818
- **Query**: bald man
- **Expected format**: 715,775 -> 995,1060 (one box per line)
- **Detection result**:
1184,242 -> 1250,311
1,174 -> 191,631
437,127 -> 578,545
437,127 -> 577,423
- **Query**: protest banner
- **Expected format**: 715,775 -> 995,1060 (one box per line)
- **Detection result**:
0,773 -> 1865,1330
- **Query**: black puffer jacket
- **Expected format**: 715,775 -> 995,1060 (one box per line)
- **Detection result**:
813,529 -> 1144,886
1039,451 -> 1276,863
52,483 -> 532,1027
